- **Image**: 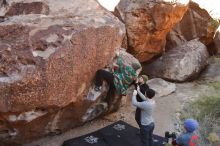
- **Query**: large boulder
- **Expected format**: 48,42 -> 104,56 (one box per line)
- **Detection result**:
115,0 -> 189,62
166,1 -> 218,51
147,78 -> 176,97
0,0 -> 126,145
143,39 -> 209,82
214,26 -> 220,55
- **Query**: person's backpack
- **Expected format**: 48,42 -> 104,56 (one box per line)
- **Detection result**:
189,134 -> 199,146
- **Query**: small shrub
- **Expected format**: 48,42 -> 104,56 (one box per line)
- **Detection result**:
208,132 -> 220,142
209,18 -> 220,30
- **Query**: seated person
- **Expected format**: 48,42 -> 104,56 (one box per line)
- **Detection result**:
173,118 -> 199,146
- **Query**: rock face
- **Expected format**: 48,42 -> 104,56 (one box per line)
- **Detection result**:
143,39 -> 209,82
214,26 -> 220,54
115,0 -> 189,62
0,0 -> 126,145
166,1 -> 218,50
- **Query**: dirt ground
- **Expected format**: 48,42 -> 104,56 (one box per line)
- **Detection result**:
24,81 -> 216,146
23,89 -> 182,146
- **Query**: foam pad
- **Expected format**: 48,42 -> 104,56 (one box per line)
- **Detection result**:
62,120 -> 166,146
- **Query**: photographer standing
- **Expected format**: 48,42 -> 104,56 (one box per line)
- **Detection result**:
132,88 -> 156,146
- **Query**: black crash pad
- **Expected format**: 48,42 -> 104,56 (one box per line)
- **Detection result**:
62,120 -> 166,146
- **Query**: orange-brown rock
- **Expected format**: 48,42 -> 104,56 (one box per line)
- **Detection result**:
115,0 -> 189,62
0,0 -> 125,145
166,1 -> 218,50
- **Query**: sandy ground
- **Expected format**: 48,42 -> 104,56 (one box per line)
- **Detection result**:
23,83 -> 212,146
23,82 -> 215,146
23,86 -> 184,146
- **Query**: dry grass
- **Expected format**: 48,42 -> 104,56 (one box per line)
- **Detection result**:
181,81 -> 220,146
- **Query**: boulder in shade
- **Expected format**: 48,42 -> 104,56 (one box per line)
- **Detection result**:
143,39 -> 209,82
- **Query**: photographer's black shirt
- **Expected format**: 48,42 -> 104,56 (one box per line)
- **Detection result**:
135,83 -> 149,102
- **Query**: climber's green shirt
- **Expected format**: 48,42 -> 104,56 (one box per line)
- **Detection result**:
113,56 -> 137,95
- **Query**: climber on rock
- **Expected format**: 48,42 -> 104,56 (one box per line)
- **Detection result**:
94,50 -> 141,104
